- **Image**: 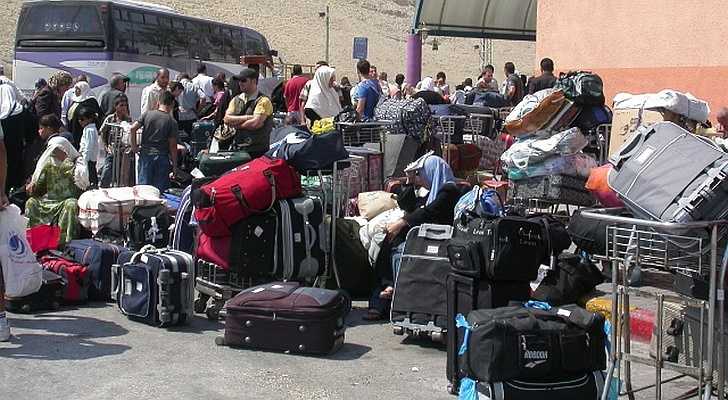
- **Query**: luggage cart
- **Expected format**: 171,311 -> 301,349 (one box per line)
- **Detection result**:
433,115 -> 466,165
103,121 -> 134,187
580,208 -> 728,400
336,121 -> 392,153
194,259 -> 270,320
464,113 -> 496,141
595,123 -> 612,164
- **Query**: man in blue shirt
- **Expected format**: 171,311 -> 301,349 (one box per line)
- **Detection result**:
353,59 -> 381,121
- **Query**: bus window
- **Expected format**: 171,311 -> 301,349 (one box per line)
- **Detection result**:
223,28 -> 239,63
112,9 -> 136,53
171,19 -> 189,58
245,30 -> 265,56
20,4 -> 103,35
137,13 -> 163,56
188,22 -> 209,60
208,26 -> 225,62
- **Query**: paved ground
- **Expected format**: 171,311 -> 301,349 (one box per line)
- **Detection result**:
0,281 -> 717,400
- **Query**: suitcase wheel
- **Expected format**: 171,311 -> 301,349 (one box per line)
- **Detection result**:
159,311 -> 171,323
430,331 -> 445,343
205,307 -> 221,321
214,336 -> 225,346
393,326 -> 405,336
194,294 -> 210,314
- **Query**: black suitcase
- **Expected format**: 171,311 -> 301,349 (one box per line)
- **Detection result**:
218,281 -> 348,354
197,151 -> 251,177
511,174 -> 595,207
5,269 -> 64,313
190,121 -> 214,160
64,239 -> 127,301
125,204 -> 171,250
391,224 -> 453,343
446,273 -> 532,393
112,248 -> 194,327
461,305 -> 607,383
468,371 -> 606,400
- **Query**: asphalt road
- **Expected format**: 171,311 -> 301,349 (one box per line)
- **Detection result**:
0,298 -> 708,399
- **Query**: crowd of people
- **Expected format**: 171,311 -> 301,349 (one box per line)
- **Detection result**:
0,55 -> 555,341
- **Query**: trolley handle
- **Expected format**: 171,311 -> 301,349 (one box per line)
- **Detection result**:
580,207 -> 728,229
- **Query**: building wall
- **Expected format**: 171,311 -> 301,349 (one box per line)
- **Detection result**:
536,0 -> 728,121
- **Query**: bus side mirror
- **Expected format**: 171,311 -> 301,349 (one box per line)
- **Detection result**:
269,49 -> 278,57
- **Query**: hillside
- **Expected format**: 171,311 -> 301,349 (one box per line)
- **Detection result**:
1,0 -> 535,85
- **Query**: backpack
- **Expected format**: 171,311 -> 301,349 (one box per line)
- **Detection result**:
554,71 -> 605,106
374,98 -> 431,140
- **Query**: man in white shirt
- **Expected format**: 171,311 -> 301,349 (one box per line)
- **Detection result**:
192,64 -> 214,101
176,73 -> 206,134
141,68 -> 170,114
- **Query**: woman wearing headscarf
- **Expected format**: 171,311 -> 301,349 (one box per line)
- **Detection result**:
304,66 -> 342,124
364,152 -> 466,320
25,136 -> 88,247
67,81 -> 102,149
412,77 -> 447,105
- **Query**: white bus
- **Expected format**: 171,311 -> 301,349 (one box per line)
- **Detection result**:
13,0 -> 279,117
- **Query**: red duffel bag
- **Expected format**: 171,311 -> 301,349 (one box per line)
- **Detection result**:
194,156 -> 302,237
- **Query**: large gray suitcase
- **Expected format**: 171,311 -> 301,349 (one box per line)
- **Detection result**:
608,121 -> 728,223
511,174 -> 595,206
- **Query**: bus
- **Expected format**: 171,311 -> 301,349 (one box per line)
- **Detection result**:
13,0 -> 279,117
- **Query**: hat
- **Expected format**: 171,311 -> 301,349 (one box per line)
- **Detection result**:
235,68 -> 258,81
404,151 -> 434,173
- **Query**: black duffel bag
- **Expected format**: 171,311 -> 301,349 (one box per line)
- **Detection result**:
567,209 -> 630,256
459,304 -> 606,383
125,204 -> 171,250
532,253 -> 604,306
266,126 -> 349,172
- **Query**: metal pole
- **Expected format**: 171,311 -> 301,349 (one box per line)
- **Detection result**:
325,5 -> 330,63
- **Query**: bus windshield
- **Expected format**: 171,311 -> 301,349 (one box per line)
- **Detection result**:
19,4 -> 104,36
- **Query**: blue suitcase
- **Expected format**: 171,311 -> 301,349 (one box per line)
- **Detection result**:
170,185 -> 194,255
113,247 -> 194,327
64,239 -> 127,301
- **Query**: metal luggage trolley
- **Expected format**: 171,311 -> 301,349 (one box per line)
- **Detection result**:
464,113 -> 496,141
195,260 -> 269,320
335,121 -> 393,153
432,115 -> 466,165
102,121 -> 134,187
580,208 -> 728,400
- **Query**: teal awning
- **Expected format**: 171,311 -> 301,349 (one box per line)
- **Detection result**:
412,0 -> 537,41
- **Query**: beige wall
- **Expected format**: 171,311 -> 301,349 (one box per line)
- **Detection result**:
537,0 -> 728,121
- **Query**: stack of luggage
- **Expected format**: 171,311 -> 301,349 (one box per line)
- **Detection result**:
501,73 -> 609,207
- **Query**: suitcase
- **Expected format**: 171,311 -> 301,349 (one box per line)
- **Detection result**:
460,305 -> 607,383
170,185 -> 195,255
330,218 -> 376,298
218,281 -> 348,354
196,150 -> 252,177
609,121 -> 728,223
346,146 -> 384,193
467,371 -> 606,399
390,224 -> 453,342
4,269 -> 64,313
366,133 -> 419,178
446,272 -> 532,392
113,248 -> 194,327
39,254 -> 91,303
77,185 -> 164,236
125,204 -> 171,250
190,121 -> 214,160
64,239 -> 127,301
511,174 -> 595,207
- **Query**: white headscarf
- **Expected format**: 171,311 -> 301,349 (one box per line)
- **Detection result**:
305,66 -> 342,119
71,81 -> 95,103
31,136 -> 88,190
417,77 -> 436,92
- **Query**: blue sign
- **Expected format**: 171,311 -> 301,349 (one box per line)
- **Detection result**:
353,37 -> 368,60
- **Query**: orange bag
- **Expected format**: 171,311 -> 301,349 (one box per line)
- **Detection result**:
585,164 -> 623,207
505,90 -> 567,136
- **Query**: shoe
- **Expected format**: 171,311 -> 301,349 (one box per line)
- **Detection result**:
0,317 -> 10,342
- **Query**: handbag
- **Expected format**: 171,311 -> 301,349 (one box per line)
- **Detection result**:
213,123 -> 237,142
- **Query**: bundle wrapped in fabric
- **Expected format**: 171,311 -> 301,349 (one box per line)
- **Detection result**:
78,185 -> 164,235
500,127 -> 588,171
506,152 -> 597,181
504,89 -> 570,136
613,89 -> 710,123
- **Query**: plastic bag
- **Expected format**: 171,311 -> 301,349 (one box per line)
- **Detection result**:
501,127 -> 588,171
454,186 -> 503,221
506,153 -> 598,181
0,205 -> 42,297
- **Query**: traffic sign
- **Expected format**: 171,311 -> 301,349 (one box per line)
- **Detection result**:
353,37 -> 368,60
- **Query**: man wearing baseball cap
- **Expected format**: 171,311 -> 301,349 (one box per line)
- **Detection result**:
223,68 -> 273,158
99,72 -> 129,117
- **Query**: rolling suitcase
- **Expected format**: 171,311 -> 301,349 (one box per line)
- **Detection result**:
609,121 -> 728,222
4,269 -> 64,313
112,247 -> 194,327
217,281 -> 348,354
466,371 -> 606,399
511,174 -> 595,207
170,185 -> 195,254
391,224 -> 453,343
190,121 -> 214,160
196,151 -> 252,177
64,239 -> 127,301
39,255 -> 91,304
346,146 -> 384,193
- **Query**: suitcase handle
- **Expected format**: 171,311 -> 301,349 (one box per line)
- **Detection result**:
418,224 -> 453,240
608,123 -> 652,169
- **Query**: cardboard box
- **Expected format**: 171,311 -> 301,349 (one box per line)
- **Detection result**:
609,107 -> 680,157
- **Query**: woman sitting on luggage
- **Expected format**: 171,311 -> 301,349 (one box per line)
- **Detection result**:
365,152 -> 465,320
412,77 -> 447,105
25,137 -> 86,247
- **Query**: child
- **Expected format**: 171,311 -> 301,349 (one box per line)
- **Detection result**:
77,107 -> 100,188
